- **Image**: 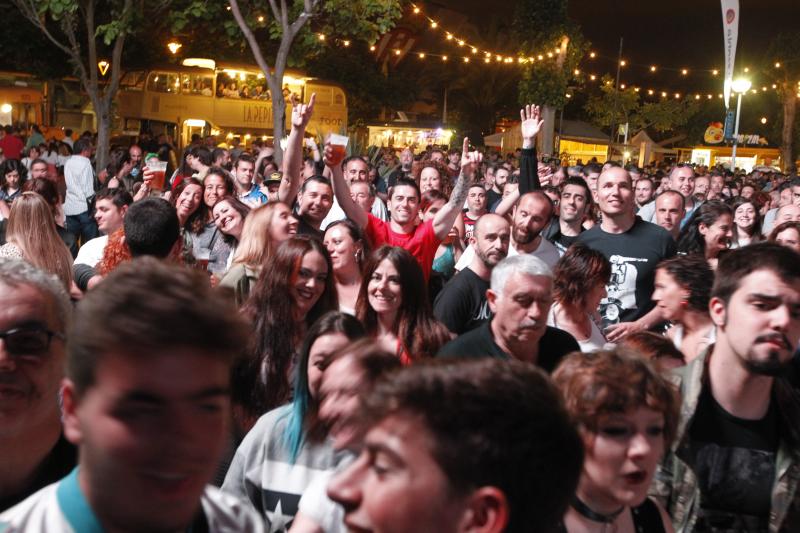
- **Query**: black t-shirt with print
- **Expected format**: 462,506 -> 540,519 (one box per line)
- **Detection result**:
577,217 -> 676,328
686,385 -> 778,530
433,267 -> 491,335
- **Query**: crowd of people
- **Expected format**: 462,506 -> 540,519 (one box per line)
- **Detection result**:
1,97 -> 799,533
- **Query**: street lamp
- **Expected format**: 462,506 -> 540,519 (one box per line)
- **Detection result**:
730,78 -> 751,171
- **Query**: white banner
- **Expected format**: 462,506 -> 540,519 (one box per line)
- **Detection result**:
720,0 -> 740,109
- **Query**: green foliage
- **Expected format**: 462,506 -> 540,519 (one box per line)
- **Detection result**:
513,0 -> 587,108
584,75 -> 700,136
172,0 -> 401,69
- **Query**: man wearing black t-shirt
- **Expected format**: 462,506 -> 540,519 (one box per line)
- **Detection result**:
0,260 -> 75,511
652,243 -> 800,532
434,214 -> 510,335
577,167 -> 675,342
437,254 -> 579,373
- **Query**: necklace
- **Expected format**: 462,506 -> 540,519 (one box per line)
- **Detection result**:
570,496 -> 625,524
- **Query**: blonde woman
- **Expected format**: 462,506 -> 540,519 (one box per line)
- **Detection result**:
0,191 -> 74,292
220,201 -> 298,305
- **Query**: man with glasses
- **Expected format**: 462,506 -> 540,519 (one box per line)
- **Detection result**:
0,259 -> 75,511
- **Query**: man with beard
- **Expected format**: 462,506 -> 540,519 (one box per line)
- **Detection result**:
652,243 -> 800,533
486,164 -> 508,210
437,254 -> 579,372
434,214 -> 510,335
635,176 -> 655,209
456,191 -> 560,272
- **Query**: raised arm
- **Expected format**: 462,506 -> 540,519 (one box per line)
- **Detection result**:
278,93 -> 316,204
433,138 -> 481,241
325,145 -> 368,229
519,104 -> 544,194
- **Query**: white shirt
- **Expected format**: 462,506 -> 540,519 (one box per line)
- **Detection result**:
0,468 -> 264,533
74,235 -> 108,267
321,195 -> 388,230
63,155 -> 95,216
455,235 -> 561,272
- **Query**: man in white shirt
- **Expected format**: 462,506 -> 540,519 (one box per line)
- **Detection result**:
63,138 -> 98,245
74,188 -> 133,268
456,190 -> 560,270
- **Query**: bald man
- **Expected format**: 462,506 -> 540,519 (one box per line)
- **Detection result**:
577,167 -> 676,342
434,214 -> 511,335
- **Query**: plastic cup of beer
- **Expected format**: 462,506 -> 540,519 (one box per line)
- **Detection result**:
327,134 -> 348,166
195,248 -> 211,270
146,159 -> 168,191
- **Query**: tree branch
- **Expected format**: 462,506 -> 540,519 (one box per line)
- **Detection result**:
229,0 -> 276,88
13,0 -> 78,60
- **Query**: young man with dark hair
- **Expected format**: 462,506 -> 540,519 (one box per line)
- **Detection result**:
232,153 -> 267,206
123,197 -> 180,258
1,258 -> 263,531
544,176 -> 591,254
63,138 -> 98,245
653,242 -> 800,532
328,358 -> 583,533
74,188 -> 134,268
333,138 -> 478,281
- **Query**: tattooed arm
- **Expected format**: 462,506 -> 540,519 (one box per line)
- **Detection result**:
433,137 -> 482,241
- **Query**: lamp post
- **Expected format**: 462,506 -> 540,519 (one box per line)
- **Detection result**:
730,78 -> 751,171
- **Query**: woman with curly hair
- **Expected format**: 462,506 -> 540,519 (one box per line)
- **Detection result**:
652,254 -> 715,363
413,158 -> 451,196
235,236 -> 337,427
356,245 -> 451,363
548,243 -> 611,352
553,349 -> 679,533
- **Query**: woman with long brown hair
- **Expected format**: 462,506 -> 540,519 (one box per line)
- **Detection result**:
0,191 -> 74,291
235,236 -> 337,426
355,245 -> 451,364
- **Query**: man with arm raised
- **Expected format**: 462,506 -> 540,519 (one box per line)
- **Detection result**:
329,137 -> 480,281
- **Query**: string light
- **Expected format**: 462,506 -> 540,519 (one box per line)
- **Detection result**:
343,40 -> 350,47
650,65 -> 657,72
620,60 -> 627,67
775,62 -> 781,68
681,69 -> 688,75
589,52 -> 596,58
410,2 -> 565,68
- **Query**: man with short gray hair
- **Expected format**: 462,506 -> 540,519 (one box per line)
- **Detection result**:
0,259 -> 75,511
437,254 -> 579,372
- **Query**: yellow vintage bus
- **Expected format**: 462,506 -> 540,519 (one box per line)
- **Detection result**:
116,58 -> 347,148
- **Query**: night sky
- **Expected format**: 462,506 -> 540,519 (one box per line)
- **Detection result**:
429,0 -> 798,94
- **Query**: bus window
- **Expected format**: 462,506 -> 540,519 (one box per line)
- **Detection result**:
121,71 -> 146,91
147,72 -> 180,93
180,73 -> 213,96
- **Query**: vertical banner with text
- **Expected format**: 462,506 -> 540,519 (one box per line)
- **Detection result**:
720,0 -> 740,109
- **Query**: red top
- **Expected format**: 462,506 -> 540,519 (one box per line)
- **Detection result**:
0,135 -> 24,160
364,214 -> 441,281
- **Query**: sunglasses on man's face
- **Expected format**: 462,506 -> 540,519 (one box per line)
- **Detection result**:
0,325 -> 65,357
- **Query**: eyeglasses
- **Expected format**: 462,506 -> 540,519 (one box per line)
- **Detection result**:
0,326 -> 65,356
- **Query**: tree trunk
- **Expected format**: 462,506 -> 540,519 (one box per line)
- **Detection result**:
94,98 -> 111,174
781,91 -> 797,171
267,75 -> 286,166
539,106 -> 557,156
